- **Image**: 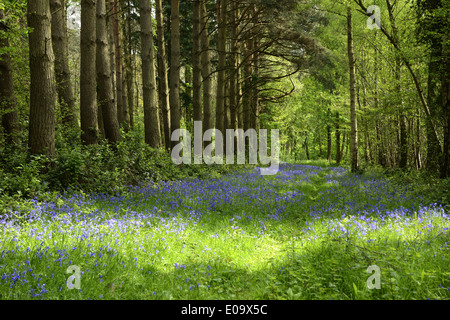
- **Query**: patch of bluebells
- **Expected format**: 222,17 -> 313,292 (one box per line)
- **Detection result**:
0,163 -> 449,298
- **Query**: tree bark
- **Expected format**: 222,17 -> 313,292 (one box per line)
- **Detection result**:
426,48 -> 442,172
386,0 -> 407,169
216,0 -> 226,134
335,112 -> 341,164
347,7 -> 359,172
193,0 -> 202,125
0,9 -> 19,146
441,31 -> 450,178
156,0 -> 170,148
170,0 -> 181,148
110,0 -> 127,128
140,0 -> 161,148
326,108 -> 331,163
96,0 -> 121,143
243,38 -> 253,132
80,0 -> 98,145
200,0 -> 212,134
50,0 -> 77,127
123,0 -> 135,129
27,0 -> 56,157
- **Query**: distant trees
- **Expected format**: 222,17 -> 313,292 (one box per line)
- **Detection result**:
0,0 -> 446,178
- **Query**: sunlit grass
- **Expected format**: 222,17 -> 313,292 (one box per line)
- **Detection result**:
0,163 -> 449,300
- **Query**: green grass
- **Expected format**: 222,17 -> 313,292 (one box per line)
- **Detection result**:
0,162 -> 449,300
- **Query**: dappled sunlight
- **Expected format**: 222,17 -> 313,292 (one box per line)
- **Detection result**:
1,164 -> 449,299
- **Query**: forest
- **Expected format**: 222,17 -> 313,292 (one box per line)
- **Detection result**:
0,0 -> 449,302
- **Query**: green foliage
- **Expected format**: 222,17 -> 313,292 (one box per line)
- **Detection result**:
0,152 -> 48,198
0,124 -> 245,201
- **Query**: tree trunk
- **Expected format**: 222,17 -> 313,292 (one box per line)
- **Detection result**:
170,0 -> 181,148
335,112 -> 341,164
216,0 -> 226,134
327,108 -> 331,163
441,31 -> 450,178
243,38 -> 253,132
0,9 -> 19,146
96,0 -> 121,143
184,65 -> 192,128
426,48 -> 442,172
250,5 -> 259,131
347,7 -> 358,172
155,0 -> 170,148
50,0 -> 77,127
123,0 -> 135,129
229,0 -> 238,135
193,0 -> 202,126
305,136 -> 310,160
386,0 -> 407,169
80,0 -> 98,145
140,0 -> 161,148
318,129 -> 322,158
27,0 -> 56,157
201,0 -> 212,135
341,131 -> 346,160
107,0 -> 116,121
109,0 -> 127,128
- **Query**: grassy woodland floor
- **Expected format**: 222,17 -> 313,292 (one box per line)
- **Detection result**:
0,162 -> 449,300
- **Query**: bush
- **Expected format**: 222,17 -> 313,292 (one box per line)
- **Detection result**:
0,125 -> 255,203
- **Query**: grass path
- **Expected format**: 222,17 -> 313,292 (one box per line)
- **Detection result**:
1,163 -> 449,299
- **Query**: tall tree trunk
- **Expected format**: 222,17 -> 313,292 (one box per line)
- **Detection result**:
216,0 -> 226,134
229,0 -> 238,134
200,0 -> 212,135
326,108 -> 331,163
250,5 -> 259,131
236,40 -> 243,130
96,0 -> 121,143
184,65 -> 192,128
386,0 -> 407,169
155,0 -> 170,148
109,0 -> 126,128
441,31 -> 450,178
123,0 -> 135,129
335,112 -> 341,164
347,6 -> 358,172
305,136 -> 310,160
193,0 -> 202,125
140,0 -> 161,148
80,0 -> 98,145
426,47 -> 442,172
50,0 -> 77,127
27,0 -> 56,157
415,113 -> 422,169
0,9 -> 19,146
170,0 -> 181,148
107,0 -> 116,120
341,131 -> 346,160
243,38 -> 253,132
318,129 -> 322,158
